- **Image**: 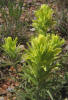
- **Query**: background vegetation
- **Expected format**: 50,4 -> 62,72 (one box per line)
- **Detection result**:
0,0 -> 68,100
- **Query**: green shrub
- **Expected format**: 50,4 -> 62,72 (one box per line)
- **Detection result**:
22,34 -> 64,100
24,34 -> 64,84
32,4 -> 56,35
2,37 -> 21,62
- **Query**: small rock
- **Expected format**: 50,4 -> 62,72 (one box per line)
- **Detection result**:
30,28 -> 35,31
18,45 -> 25,51
0,97 -> 4,100
65,45 -> 68,50
7,86 -> 14,92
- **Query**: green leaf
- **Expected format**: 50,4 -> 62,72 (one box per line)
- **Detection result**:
46,90 -> 54,100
